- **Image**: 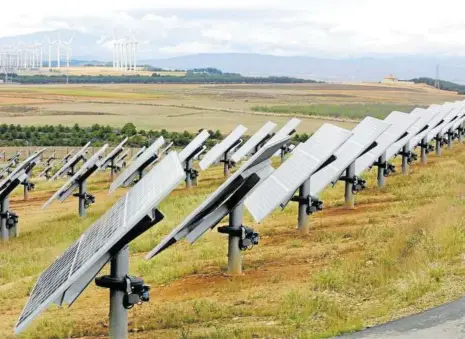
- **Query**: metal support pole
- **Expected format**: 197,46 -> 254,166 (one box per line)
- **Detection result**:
421,136 -> 428,165
344,162 -> 355,209
185,158 -> 193,188
459,127 -> 464,143
223,152 -> 230,178
23,184 -> 28,201
110,158 -> 115,181
435,137 -> 441,156
280,148 -> 286,163
447,131 -> 452,149
1,197 -> 8,241
297,178 -> 310,234
401,145 -> 409,174
138,169 -> 144,181
109,246 -> 129,339
377,152 -> 386,188
78,180 -> 86,217
227,203 -> 243,275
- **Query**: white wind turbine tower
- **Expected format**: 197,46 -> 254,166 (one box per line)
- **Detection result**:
45,37 -> 55,68
61,34 -> 74,69
56,32 -> 62,69
132,39 -> 138,72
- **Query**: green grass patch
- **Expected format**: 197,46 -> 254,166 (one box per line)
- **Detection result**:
251,104 -> 421,120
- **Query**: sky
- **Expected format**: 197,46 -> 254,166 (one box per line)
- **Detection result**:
3,0 -> 465,58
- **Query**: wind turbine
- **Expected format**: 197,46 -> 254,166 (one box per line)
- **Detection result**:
56,32 -> 62,69
61,34 -> 74,69
45,37 -> 55,69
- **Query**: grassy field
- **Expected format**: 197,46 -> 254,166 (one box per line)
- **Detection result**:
1,140 -> 465,338
0,83 -> 461,132
251,103 -> 423,120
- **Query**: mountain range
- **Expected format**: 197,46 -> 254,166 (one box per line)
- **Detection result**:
2,29 -> 465,83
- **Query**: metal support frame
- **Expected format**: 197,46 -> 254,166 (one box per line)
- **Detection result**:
227,203 -> 243,274
73,180 -> 96,217
110,158 -> 116,182
401,145 -> 409,174
222,152 -> 232,178
1,196 -> 9,241
459,125 -> 464,143
185,158 -> 197,188
297,178 -> 310,234
23,183 -> 28,201
109,246 -> 129,339
447,130 -> 453,149
344,162 -> 355,208
376,152 -> 387,188
220,140 -> 241,178
420,136 -> 428,165
435,135 -> 442,156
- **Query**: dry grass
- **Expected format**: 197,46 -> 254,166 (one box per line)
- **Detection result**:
0,83 -> 461,132
0,141 -> 464,338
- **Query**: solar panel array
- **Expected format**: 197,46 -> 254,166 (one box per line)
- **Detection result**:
14,98 -> 465,336
146,136 -> 290,259
51,142 -> 91,180
99,137 -> 129,170
0,148 -> 46,193
354,112 -> 420,176
230,121 -> 277,163
16,152 -> 185,334
244,124 -> 352,223
199,125 -> 247,170
178,130 -> 210,164
109,137 -> 165,193
42,145 -> 109,209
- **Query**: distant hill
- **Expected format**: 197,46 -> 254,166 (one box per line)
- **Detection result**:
146,53 -> 465,83
2,30 -> 465,82
410,77 -> 465,94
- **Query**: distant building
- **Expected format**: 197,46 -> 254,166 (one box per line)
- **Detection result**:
382,74 -> 398,83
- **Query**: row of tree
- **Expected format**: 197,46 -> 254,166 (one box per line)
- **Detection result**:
1,73 -> 317,85
0,123 -> 309,148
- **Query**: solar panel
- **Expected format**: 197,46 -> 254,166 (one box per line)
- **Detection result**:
145,136 -> 290,260
99,137 -> 129,170
178,130 -> 210,164
386,107 -> 437,159
230,121 -> 277,164
424,104 -> 455,142
199,125 -> 247,170
51,142 -> 91,181
38,160 -> 55,179
16,152 -> 185,334
244,123 -> 353,223
440,104 -> 465,135
306,117 -> 391,198
42,145 -> 109,209
60,149 -> 75,164
266,118 -> 301,145
354,112 -> 421,176
130,146 -> 146,162
0,148 -> 46,193
109,137 -> 165,193
408,106 -> 443,151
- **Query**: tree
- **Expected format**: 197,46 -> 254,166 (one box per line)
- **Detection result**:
121,123 -> 137,136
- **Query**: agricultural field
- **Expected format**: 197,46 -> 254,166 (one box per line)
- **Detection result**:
0,82 -> 461,133
20,66 -> 186,77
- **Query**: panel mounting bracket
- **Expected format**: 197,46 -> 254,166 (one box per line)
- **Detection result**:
218,225 -> 259,251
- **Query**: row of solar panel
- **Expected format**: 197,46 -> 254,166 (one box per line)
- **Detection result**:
14,100 -> 465,334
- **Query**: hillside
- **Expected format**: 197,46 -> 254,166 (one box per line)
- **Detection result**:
410,77 -> 465,94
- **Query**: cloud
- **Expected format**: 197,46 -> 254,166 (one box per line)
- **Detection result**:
2,0 -> 465,58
